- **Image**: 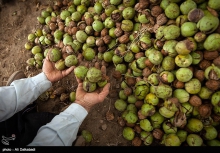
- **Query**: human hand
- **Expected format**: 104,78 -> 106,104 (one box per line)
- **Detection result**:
42,52 -> 75,83
75,77 -> 110,112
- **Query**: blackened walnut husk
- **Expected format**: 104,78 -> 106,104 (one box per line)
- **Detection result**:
188,8 -> 204,23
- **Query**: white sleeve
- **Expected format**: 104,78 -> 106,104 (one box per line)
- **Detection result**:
28,103 -> 88,146
0,72 -> 52,121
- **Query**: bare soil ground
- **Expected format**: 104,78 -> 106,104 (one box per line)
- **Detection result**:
0,0 -> 130,146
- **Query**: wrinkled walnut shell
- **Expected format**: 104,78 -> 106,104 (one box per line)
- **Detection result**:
198,104 -> 212,118
203,50 -> 219,61
194,69 -> 205,82
189,95 -> 202,107
199,59 -> 212,70
205,79 -> 220,91
151,5 -> 163,17
152,128 -> 164,140
132,137 -> 142,146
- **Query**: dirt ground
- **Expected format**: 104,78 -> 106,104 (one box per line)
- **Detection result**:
0,0 -> 131,146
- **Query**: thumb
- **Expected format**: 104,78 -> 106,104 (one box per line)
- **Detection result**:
61,66 -> 75,77
98,83 -> 110,102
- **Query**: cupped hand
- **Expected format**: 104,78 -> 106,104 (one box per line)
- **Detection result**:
75,77 -> 110,112
42,52 -> 75,83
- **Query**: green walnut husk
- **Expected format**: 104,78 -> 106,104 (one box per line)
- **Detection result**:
203,33 -> 220,51
201,126 -> 218,140
162,120 -> 177,134
211,91 -> 220,107
64,55 -> 78,67
186,134 -> 203,146
153,84 -> 173,99
164,133 -> 181,146
186,118 -> 203,133
74,65 -> 88,80
123,127 -> 135,141
82,130 -> 93,143
197,12 -> 219,34
175,67 -> 193,82
176,130 -> 188,143
114,99 -> 127,112
140,103 -> 156,117
49,48 -> 62,62
125,111 -> 138,124
140,119 -> 153,132
83,80 -> 97,92
55,59 -> 66,71
185,78 -> 201,94
140,131 -> 154,146
69,91 -> 76,102
86,67 -> 102,83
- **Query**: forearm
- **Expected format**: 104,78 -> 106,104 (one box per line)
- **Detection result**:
28,103 -> 88,146
0,72 -> 52,121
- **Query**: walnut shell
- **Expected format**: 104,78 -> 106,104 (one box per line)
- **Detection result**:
60,93 -> 69,102
103,35 -> 112,44
211,114 -> 220,122
100,12 -> 107,22
203,50 -> 219,60
98,46 -> 107,53
205,79 -> 220,91
213,56 -> 220,67
134,125 -> 142,134
194,69 -> 205,82
156,13 -> 168,26
118,34 -> 130,44
198,104 -> 212,118
117,117 -> 125,127
77,21 -> 86,30
114,27 -> 124,38
101,28 -> 108,37
172,79 -> 185,89
125,76 -> 136,87
135,101 -> 144,109
85,17 -> 94,26
132,137 -> 142,146
142,67 -> 152,78
189,95 -> 202,107
134,1 -> 150,12
96,38 -> 105,47
106,111 -> 114,121
135,52 -> 145,59
152,128 -> 164,140
124,87 -> 133,96
151,5 -> 163,17
199,59 -> 212,70
144,58 -> 154,68
112,70 -> 122,79
53,86 -> 66,95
